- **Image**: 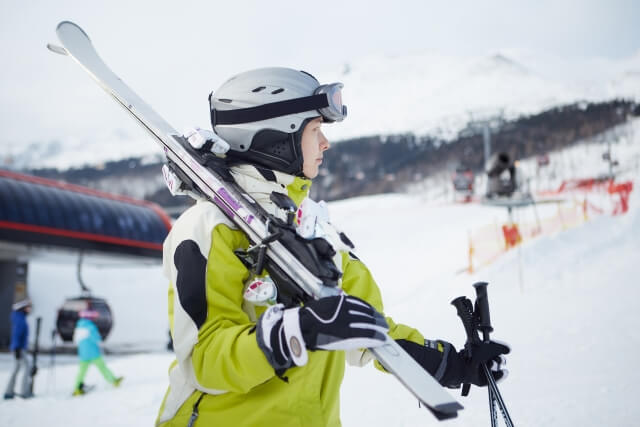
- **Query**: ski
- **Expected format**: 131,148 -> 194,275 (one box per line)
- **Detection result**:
49,21 -> 463,419
28,316 -> 42,397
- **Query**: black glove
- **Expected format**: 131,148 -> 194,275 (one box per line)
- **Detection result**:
256,294 -> 389,372
14,349 -> 22,360
397,338 -> 510,389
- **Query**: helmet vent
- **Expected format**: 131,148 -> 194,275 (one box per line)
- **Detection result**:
271,88 -> 285,94
252,86 -> 266,93
218,98 -> 233,103
270,140 -> 288,156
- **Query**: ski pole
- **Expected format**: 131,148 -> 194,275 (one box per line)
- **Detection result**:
484,368 -> 513,427
48,329 -> 57,393
471,282 -> 498,426
473,282 -> 514,427
29,317 -> 42,396
488,378 -> 498,427
452,285 -> 514,426
473,282 -> 498,426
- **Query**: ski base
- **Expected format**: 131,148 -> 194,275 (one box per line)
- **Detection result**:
372,338 -> 463,419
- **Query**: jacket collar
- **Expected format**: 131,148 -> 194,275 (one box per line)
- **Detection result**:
230,165 -> 311,215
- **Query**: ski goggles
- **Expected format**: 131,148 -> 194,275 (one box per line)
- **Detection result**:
314,83 -> 347,123
211,82 -> 347,127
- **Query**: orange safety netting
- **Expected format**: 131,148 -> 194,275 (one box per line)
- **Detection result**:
466,178 -> 634,273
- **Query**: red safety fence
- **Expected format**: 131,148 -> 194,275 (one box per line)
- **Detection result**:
465,177 -> 634,273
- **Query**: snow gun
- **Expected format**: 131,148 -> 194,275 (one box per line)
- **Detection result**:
451,282 -> 514,427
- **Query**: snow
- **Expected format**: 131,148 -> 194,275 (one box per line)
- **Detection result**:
1,140 -> 639,426
337,189 -> 640,427
0,353 -> 169,426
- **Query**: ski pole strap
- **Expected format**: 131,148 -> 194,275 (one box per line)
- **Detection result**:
187,392 -> 205,427
461,382 -> 471,397
433,340 -> 451,381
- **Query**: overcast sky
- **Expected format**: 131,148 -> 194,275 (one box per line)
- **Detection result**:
1,0 -> 638,166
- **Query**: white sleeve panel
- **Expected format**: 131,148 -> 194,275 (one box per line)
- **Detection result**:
159,201 -> 235,422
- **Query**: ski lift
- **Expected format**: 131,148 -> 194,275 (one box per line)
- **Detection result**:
452,165 -> 474,193
452,164 -> 474,202
55,253 -> 114,342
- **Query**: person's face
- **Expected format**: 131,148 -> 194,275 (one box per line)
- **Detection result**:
301,117 -> 330,179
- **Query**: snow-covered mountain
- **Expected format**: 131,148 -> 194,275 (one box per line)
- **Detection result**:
325,49 -> 640,141
2,49 -> 639,171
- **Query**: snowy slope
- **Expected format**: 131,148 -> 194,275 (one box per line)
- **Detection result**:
1,127 -> 639,425
1,177 -> 638,426
337,185 -> 640,427
4,49 -> 640,170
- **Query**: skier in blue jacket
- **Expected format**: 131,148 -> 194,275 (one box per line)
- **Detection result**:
4,299 -> 33,399
72,309 -> 123,396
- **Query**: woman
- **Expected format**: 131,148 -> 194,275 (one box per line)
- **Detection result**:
156,68 -> 509,426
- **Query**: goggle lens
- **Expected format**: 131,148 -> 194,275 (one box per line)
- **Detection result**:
315,83 -> 347,122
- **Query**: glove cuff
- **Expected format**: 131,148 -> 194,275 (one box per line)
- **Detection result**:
430,339 -> 452,381
256,304 -> 292,372
283,308 -> 308,366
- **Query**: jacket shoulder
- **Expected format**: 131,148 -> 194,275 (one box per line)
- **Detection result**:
170,202 -> 236,241
164,202 -> 237,255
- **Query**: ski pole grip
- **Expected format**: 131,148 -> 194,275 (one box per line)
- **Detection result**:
451,296 -> 477,397
451,297 -> 478,345
472,282 -> 493,342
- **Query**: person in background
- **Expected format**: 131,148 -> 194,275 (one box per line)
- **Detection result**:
4,299 -> 33,399
72,309 -> 123,396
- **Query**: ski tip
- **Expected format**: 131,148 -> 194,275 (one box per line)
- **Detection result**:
426,401 -> 464,420
46,43 -> 68,56
430,409 -> 458,421
56,21 -> 91,41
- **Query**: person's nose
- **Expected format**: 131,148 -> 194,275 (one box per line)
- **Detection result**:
319,131 -> 330,151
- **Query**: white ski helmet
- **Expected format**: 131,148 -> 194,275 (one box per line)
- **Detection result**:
209,67 -> 346,175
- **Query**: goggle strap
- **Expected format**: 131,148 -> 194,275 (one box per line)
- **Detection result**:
212,94 -> 330,126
